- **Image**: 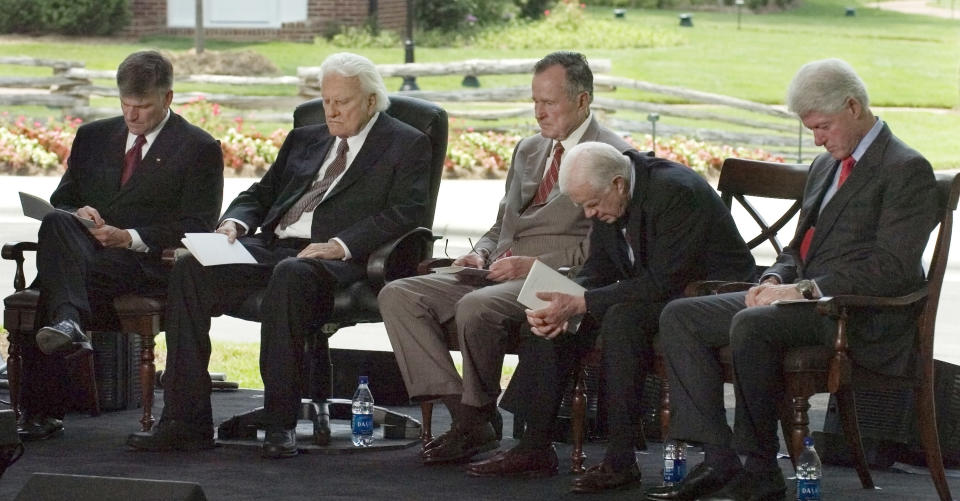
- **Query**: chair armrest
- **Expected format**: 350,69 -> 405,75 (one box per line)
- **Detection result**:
684,280 -> 755,297
2,241 -> 39,291
815,286 -> 929,318
366,227 -> 437,289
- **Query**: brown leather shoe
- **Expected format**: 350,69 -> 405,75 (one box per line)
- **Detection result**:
571,460 -> 643,493
422,422 -> 498,464
465,444 -> 559,478
126,420 -> 215,452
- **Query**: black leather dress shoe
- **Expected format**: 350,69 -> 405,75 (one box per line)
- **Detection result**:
262,429 -> 298,459
571,459 -> 642,493
700,469 -> 786,501
645,463 -> 740,500
466,444 -> 559,478
126,420 -> 215,452
36,319 -> 91,355
17,415 -> 63,441
421,422 -> 498,464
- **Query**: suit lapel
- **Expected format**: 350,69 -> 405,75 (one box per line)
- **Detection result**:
807,125 -> 891,258
518,137 -> 552,211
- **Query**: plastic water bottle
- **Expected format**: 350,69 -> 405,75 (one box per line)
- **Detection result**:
351,375 -> 375,447
796,436 -> 822,500
663,440 -> 687,486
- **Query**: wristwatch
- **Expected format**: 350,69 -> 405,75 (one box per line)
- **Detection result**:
795,279 -> 815,300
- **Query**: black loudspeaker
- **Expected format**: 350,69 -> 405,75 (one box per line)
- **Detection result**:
16,473 -> 206,501
0,410 -> 24,480
330,348 -> 410,406
67,331 -> 141,412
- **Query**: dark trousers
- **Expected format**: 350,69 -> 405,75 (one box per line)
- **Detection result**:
159,235 -> 364,429
659,292 -> 833,465
23,211 -> 166,418
501,302 -> 664,468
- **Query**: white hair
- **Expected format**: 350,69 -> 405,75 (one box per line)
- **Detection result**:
319,52 -> 390,112
787,58 -> 869,117
559,142 -> 630,195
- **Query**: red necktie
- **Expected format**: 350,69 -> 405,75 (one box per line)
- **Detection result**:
799,157 -> 856,261
121,134 -> 147,186
531,142 -> 564,206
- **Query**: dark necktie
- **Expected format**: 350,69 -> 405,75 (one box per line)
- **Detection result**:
279,139 -> 349,230
121,134 -> 147,187
799,156 -> 856,261
531,142 -> 564,206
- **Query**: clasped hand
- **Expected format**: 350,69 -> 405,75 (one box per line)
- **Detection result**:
745,281 -> 803,307
78,206 -> 130,248
526,291 -> 586,340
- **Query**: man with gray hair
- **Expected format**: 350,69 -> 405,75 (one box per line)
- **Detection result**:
469,142 -> 753,488
18,50 -> 223,441
646,59 -> 938,500
127,52 -> 431,458
378,51 -> 632,467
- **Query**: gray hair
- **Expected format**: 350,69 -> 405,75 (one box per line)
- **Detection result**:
116,50 -> 173,97
559,142 -> 630,195
534,51 -> 594,104
320,52 -> 390,112
787,58 -> 869,117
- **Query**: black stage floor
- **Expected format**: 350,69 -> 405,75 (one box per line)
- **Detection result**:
0,388 -> 958,500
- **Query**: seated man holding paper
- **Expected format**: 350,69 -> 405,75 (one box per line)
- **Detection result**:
468,142 -> 754,490
17,50 -> 223,441
127,52 -> 430,458
377,51 -> 631,465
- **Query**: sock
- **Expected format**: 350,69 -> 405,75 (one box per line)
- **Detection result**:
703,443 -> 741,471
743,453 -> 779,474
440,395 -> 462,427
53,304 -> 81,326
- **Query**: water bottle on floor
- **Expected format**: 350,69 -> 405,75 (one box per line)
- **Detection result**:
351,375 -> 375,447
663,440 -> 687,486
796,436 -> 822,500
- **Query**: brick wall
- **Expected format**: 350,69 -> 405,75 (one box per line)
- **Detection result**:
122,0 -> 407,41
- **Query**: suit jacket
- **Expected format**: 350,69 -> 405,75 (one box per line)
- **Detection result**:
51,112 -> 224,255
579,150 -> 756,321
222,113 -> 430,263
474,117 -> 632,268
766,123 -> 938,376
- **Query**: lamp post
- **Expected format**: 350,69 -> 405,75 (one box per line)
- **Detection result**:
400,0 -> 419,91
735,0 -> 744,30
647,113 -> 660,153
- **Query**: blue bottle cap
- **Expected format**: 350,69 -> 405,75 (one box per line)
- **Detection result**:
803,436 -> 814,447
359,375 -> 369,385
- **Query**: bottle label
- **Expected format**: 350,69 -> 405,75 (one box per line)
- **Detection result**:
352,414 -> 373,436
797,479 -> 820,500
663,459 -> 677,484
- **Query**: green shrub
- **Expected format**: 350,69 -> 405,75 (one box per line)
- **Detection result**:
415,0 -> 517,32
0,0 -> 129,35
328,26 -> 401,49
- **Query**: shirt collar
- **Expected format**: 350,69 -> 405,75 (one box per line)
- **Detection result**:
849,116 -> 884,163
341,111 -> 380,154
553,112 -> 593,153
127,108 -> 170,150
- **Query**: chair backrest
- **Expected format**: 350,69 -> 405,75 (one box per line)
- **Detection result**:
916,173 -> 960,365
293,95 -> 448,229
717,158 -> 809,257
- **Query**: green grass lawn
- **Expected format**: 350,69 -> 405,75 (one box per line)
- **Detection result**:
2,0 -> 958,165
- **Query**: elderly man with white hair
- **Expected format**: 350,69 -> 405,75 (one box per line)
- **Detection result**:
646,59 -> 939,501
127,52 -> 431,458
470,141 -> 753,491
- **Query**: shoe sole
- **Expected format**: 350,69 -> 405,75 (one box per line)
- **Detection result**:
465,465 -> 558,478
570,476 -> 643,494
18,427 -> 64,442
422,439 -> 499,465
261,448 -> 299,459
36,327 -> 73,355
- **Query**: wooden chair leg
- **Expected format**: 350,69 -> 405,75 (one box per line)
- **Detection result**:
570,368 -> 587,473
420,401 -> 434,443
915,379 -> 953,500
787,394 -> 811,465
80,346 -> 100,416
7,331 -> 22,419
659,374 -> 671,441
138,333 -> 156,432
834,389 -> 874,489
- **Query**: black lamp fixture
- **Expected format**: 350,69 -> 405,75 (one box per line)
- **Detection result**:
647,113 -> 660,152
736,0 -> 744,30
679,13 -> 693,27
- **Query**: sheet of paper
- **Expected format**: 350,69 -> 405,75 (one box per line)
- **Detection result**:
771,298 -> 818,305
517,260 -> 586,310
181,233 -> 256,266
431,265 -> 491,279
19,191 -> 95,228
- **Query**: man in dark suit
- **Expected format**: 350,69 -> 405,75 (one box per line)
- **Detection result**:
646,59 -> 939,501
126,52 -> 430,458
19,50 -> 224,440
466,142 -> 755,487
377,51 -> 631,466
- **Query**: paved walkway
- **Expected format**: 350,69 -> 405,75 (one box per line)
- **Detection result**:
3,175 -> 960,363
876,0 -> 959,19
